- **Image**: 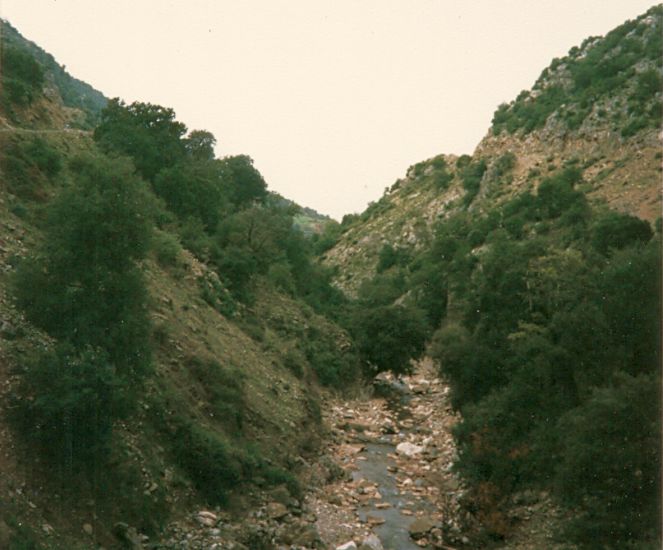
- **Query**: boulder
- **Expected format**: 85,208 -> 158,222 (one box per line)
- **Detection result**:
293,524 -> 320,546
366,514 -> 385,525
396,442 -> 424,457
336,542 -> 357,550
266,501 -> 289,520
408,516 -> 436,539
359,533 -> 385,550
196,510 -> 217,527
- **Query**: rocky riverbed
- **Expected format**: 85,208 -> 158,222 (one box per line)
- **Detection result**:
306,357 -> 468,550
153,358 -> 467,549
147,357 -> 568,549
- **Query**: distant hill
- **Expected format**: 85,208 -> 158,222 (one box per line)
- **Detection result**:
269,191 -> 333,236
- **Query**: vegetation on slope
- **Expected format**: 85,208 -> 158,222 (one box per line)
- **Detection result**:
492,5 -> 662,137
346,159 -> 660,547
1,20 -> 107,125
0,40 -> 366,547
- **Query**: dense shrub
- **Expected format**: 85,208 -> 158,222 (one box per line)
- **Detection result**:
459,157 -> 487,204
302,326 -> 359,388
590,211 -> 653,254
14,345 -> 124,471
555,374 -> 661,548
12,153 -> 153,471
491,7 -> 662,136
1,46 -> 44,105
348,304 -> 428,376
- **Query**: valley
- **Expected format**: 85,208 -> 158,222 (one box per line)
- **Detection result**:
0,5 -> 661,550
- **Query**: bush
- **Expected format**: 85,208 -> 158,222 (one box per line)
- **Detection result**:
460,158 -> 487,204
198,273 -> 236,317
267,261 -> 296,294
536,167 -> 585,218
555,374 -> 661,548
348,304 -> 428,376
2,137 -> 61,200
25,138 -> 62,177
1,46 -> 44,106
13,345 -> 125,472
172,423 -> 245,504
591,211 -> 652,255
282,347 -> 306,379
187,357 -> 245,433
153,230 -> 182,267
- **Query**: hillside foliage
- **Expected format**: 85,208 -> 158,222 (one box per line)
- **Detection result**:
492,6 -> 662,137
355,158 -> 661,547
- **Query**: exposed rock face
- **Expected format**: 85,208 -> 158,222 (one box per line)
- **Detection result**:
324,8 -> 662,294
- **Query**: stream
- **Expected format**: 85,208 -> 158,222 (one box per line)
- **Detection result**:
310,358 -> 465,549
352,385 -> 427,549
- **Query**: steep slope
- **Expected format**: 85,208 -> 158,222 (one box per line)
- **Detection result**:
324,5 -> 662,294
1,19 -> 107,128
0,23 -> 354,550
322,7 -> 662,548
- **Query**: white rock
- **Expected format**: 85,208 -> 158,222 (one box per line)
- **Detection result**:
336,542 -> 358,550
196,510 -> 217,527
360,533 -> 385,550
396,442 -> 424,457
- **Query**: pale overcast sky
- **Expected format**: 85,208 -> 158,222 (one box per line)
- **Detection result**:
1,1 -> 656,219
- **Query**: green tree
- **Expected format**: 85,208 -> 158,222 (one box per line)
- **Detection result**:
153,160 -> 227,232
217,154 -> 268,208
94,98 -> 187,181
590,211 -> 653,255
349,304 -> 428,376
13,153 -> 153,469
185,129 -> 217,161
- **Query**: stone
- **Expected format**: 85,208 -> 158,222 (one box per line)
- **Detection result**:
82,523 -> 94,536
266,501 -> 289,520
0,320 -> 17,339
336,542 -> 357,550
359,533 -> 384,550
197,510 -> 218,527
41,523 -> 54,535
366,514 -> 385,525
396,442 -> 424,457
408,516 -> 436,539
293,524 -> 320,546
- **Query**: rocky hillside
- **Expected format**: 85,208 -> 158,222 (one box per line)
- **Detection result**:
324,5 -> 662,294
0,22 -> 356,549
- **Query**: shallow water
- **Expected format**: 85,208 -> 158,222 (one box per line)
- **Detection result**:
349,382 -> 437,550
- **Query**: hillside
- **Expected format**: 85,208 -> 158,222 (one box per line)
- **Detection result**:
322,6 -> 661,549
0,7 -> 660,550
0,21 -> 357,550
324,6 -> 662,294
1,19 -> 107,128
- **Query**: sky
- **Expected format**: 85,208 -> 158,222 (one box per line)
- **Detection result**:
0,1 -> 656,219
